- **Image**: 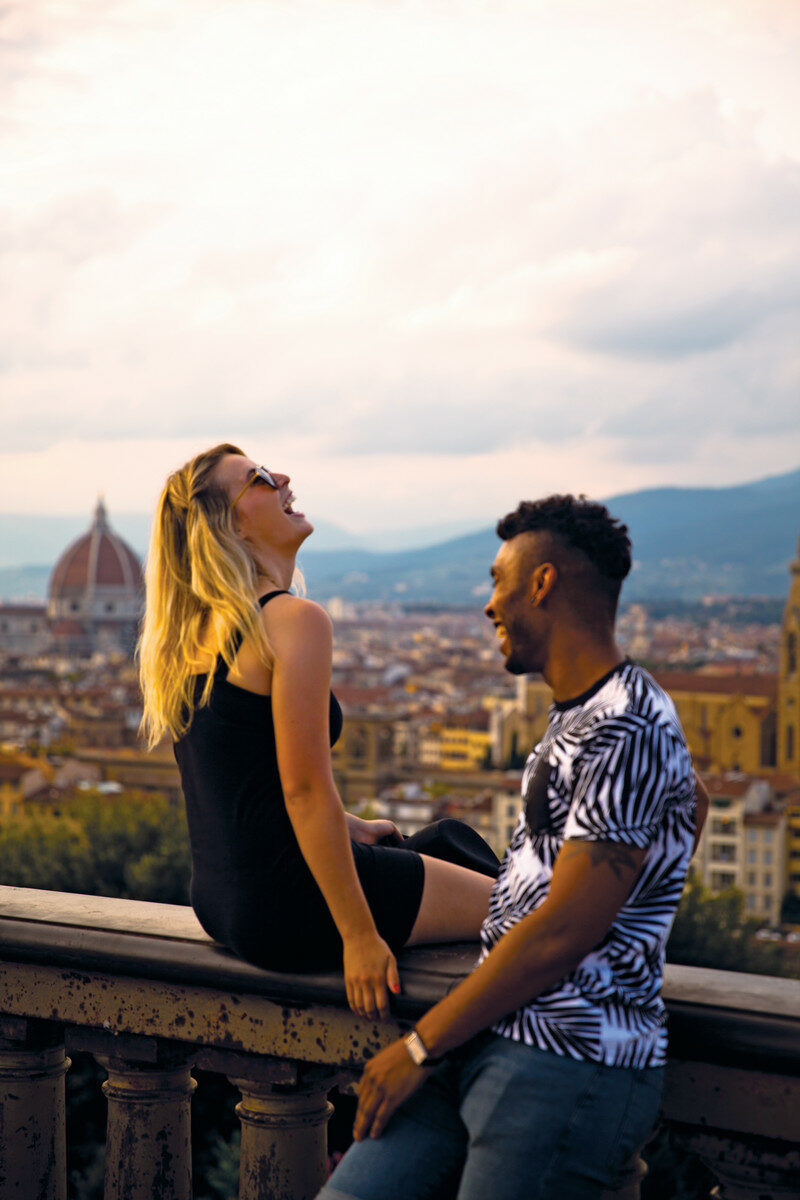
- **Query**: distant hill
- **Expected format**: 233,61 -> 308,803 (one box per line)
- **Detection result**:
0,511 -> 363,598
608,467 -> 800,598
299,466 -> 800,604
1,467 -> 798,604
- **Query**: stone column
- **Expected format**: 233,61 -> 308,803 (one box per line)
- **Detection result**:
230,1074 -> 335,1200
99,1054 -> 196,1200
0,1028 -> 70,1200
673,1127 -> 800,1200
664,1061 -> 800,1199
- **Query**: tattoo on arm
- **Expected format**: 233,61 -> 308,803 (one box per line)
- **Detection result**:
559,839 -> 640,881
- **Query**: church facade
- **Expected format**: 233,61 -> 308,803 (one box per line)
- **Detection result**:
0,500 -> 144,659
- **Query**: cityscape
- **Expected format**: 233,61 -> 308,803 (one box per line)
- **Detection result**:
3,2 -> 799,1196
1,498 -> 798,1199
1,498 -> 799,945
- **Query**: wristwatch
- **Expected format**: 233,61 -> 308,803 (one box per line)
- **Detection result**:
403,1028 -> 445,1068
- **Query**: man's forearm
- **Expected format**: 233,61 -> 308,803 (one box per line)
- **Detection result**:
415,837 -> 647,1057
414,909 -> 582,1058
352,839 -> 648,1142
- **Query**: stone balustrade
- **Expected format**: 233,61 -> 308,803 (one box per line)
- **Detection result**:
0,885 -> 798,1199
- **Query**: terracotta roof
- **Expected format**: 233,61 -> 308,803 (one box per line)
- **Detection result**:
0,761 -> 38,783
765,775 -> 800,797
442,711 -> 491,731
0,709 -> 41,723
654,671 -> 777,699
0,604 -> 48,617
49,619 -> 87,636
700,774 -> 755,797
744,811 -> 784,826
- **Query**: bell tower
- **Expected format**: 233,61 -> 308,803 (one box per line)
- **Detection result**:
778,531 -> 800,776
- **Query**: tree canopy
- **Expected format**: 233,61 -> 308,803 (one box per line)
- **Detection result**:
0,790 -> 191,904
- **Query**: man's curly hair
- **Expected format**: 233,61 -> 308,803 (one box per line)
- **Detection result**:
497,495 -> 632,594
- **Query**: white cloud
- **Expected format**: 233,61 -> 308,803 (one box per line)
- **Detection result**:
1,0 -> 799,530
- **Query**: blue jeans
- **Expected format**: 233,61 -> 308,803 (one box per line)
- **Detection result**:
319,1032 -> 663,1200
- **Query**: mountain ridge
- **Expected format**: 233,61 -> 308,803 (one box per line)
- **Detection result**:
1,466 -> 798,603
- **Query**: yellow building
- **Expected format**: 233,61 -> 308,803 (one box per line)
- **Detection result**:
438,727 -> 492,772
778,533 -> 800,774
785,792 -> 800,902
510,669 -> 779,779
653,672 -> 777,776
330,713 -> 398,805
71,745 -> 181,798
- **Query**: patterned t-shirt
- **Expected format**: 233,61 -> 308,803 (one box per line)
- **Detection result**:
479,661 -> 695,1068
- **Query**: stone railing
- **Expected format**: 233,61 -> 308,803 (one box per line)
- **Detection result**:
0,885 -> 798,1200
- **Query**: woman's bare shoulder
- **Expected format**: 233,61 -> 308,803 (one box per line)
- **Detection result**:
259,594 -> 332,650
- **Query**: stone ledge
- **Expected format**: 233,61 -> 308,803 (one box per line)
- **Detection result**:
0,885 -> 798,1072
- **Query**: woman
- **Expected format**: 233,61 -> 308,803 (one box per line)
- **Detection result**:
139,444 -> 496,1021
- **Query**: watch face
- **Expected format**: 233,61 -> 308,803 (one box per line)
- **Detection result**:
405,1031 -> 427,1066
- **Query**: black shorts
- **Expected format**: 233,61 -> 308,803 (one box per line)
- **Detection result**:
226,819 -> 499,973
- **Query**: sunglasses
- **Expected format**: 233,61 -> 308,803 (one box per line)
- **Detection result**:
230,466 -> 279,508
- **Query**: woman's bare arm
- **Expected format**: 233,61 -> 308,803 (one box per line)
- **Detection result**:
266,596 -> 400,1018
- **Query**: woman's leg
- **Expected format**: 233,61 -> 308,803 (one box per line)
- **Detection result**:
405,855 -> 495,945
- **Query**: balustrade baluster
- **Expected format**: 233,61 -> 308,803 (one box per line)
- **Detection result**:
0,1021 -> 69,1200
672,1127 -> 800,1199
230,1070 -> 336,1200
99,1053 -> 196,1200
665,1061 -> 800,1199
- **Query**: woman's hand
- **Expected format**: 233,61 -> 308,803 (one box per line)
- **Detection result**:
346,814 -> 403,846
343,932 -> 401,1020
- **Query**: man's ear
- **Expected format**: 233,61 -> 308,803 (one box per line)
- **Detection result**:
529,562 -> 557,607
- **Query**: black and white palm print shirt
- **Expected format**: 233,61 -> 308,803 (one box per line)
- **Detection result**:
479,661 -> 695,1069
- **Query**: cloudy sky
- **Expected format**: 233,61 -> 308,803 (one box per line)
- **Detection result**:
2,0 -> 799,539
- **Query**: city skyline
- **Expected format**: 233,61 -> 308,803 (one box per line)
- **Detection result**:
2,0 -> 800,534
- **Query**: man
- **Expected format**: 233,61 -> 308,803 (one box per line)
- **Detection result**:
320,495 -> 703,1200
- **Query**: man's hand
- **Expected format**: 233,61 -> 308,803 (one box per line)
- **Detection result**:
353,1039 -> 430,1141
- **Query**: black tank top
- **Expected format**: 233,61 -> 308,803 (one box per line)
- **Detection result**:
173,590 -> 343,956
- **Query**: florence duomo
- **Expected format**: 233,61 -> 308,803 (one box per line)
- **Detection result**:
0,499 -> 144,659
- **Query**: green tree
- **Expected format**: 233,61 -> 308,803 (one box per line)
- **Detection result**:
0,790 -> 191,904
0,790 -> 206,1199
666,872 -> 784,976
780,889 -> 800,926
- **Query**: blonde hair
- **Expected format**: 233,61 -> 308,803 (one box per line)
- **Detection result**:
138,443 -> 277,747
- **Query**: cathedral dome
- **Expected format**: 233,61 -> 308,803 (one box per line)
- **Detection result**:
50,499 -> 143,600
48,500 -> 144,654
